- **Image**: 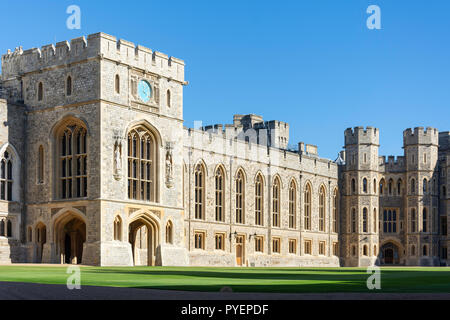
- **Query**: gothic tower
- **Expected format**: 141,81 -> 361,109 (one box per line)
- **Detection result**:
341,127 -> 380,267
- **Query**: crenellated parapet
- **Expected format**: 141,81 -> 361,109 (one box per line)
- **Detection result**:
1,32 -> 185,83
344,126 -> 379,146
403,127 -> 439,146
379,155 -> 406,173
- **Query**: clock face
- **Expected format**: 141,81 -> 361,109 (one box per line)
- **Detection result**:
138,80 -> 152,103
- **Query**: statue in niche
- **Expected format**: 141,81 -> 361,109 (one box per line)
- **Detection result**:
113,139 -> 123,180
165,142 -> 174,188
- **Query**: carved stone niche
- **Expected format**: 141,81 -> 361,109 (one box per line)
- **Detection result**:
165,141 -> 174,188
113,130 -> 124,181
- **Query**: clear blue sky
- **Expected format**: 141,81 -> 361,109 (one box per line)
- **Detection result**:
1,0 -> 449,159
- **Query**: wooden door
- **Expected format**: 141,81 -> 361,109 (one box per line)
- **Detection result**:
236,235 -> 244,266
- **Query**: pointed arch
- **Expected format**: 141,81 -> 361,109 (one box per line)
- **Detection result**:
304,181 -> 312,231
194,162 -> 206,220
332,187 -> 338,233
319,184 -> 327,232
214,165 -> 225,222
272,175 -> 281,227
114,215 -> 122,241
0,142 -> 21,201
166,89 -> 171,107
66,75 -> 72,96
255,172 -> 264,226
288,178 -> 297,229
165,220 -> 173,244
235,168 -> 245,224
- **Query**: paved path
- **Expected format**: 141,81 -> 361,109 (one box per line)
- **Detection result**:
0,282 -> 449,300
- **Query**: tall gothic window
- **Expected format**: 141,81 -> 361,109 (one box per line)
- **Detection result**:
115,75 -> 120,94
128,126 -> 156,202
289,180 -> 296,229
304,183 -> 311,230
59,124 -> 87,199
423,178 -> 428,194
411,179 -> 416,195
38,145 -> 44,184
363,178 -> 368,193
319,186 -> 326,232
215,167 -> 225,222
255,174 -> 264,226
113,216 -> 122,241
38,82 -> 43,101
194,164 -> 205,220
423,208 -> 428,232
411,208 -> 417,232
333,189 -> 338,233
235,170 -> 245,224
166,90 -> 171,107
66,76 -> 72,96
383,209 -> 397,233
166,221 -> 173,244
397,179 -> 402,196
0,151 -> 13,201
362,208 -> 368,233
373,208 -> 377,232
351,208 -> 357,233
272,177 -> 281,227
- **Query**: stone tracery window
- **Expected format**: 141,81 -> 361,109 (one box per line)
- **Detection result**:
272,176 -> 280,227
319,186 -> 326,232
0,151 -> 13,201
128,126 -> 157,202
58,123 -> 87,199
333,188 -> 338,233
194,163 -> 205,220
288,180 -> 296,229
235,169 -> 245,224
255,174 -> 264,226
215,166 -> 225,222
304,183 -> 311,230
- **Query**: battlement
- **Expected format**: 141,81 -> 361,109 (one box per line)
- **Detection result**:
344,126 -> 379,146
1,32 -> 185,82
439,131 -> 450,151
379,155 -> 406,172
403,127 -> 438,146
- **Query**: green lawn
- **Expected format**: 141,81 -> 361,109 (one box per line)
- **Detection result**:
0,266 -> 449,293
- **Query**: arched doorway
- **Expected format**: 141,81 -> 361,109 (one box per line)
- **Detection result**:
35,223 -> 46,263
381,242 -> 400,265
128,215 -> 159,266
54,212 -> 86,264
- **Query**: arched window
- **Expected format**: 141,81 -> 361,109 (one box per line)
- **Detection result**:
363,178 -> 368,193
397,179 -> 402,196
332,189 -> 338,233
113,216 -> 122,241
128,126 -> 157,202
373,179 -> 377,194
388,179 -> 393,195
115,75 -> 120,94
319,186 -> 326,232
194,163 -> 205,220
423,208 -> 428,232
363,245 -> 368,256
38,145 -> 44,184
38,82 -> 43,101
362,208 -> 368,233
166,221 -> 173,244
235,170 -> 245,224
59,122 -> 87,199
166,89 -> 171,107
351,208 -> 357,233
411,208 -> 417,232
411,178 -> 416,195
304,183 -> 311,230
6,220 -> 12,238
379,179 -> 385,195
374,245 -> 377,256
66,76 -> 72,96
0,151 -> 13,201
0,219 -> 4,236
289,180 -> 296,229
272,177 -> 280,227
423,178 -> 428,194
215,167 -> 225,222
255,174 -> 264,226
351,178 -> 356,194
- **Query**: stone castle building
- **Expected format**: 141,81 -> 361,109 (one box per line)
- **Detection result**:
0,33 -> 448,267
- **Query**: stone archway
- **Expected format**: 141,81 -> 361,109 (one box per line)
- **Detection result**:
381,242 -> 401,265
53,212 -> 86,265
128,214 -> 160,266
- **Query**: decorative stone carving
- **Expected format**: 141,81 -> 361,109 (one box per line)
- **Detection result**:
113,130 -> 123,181
165,141 -> 174,188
